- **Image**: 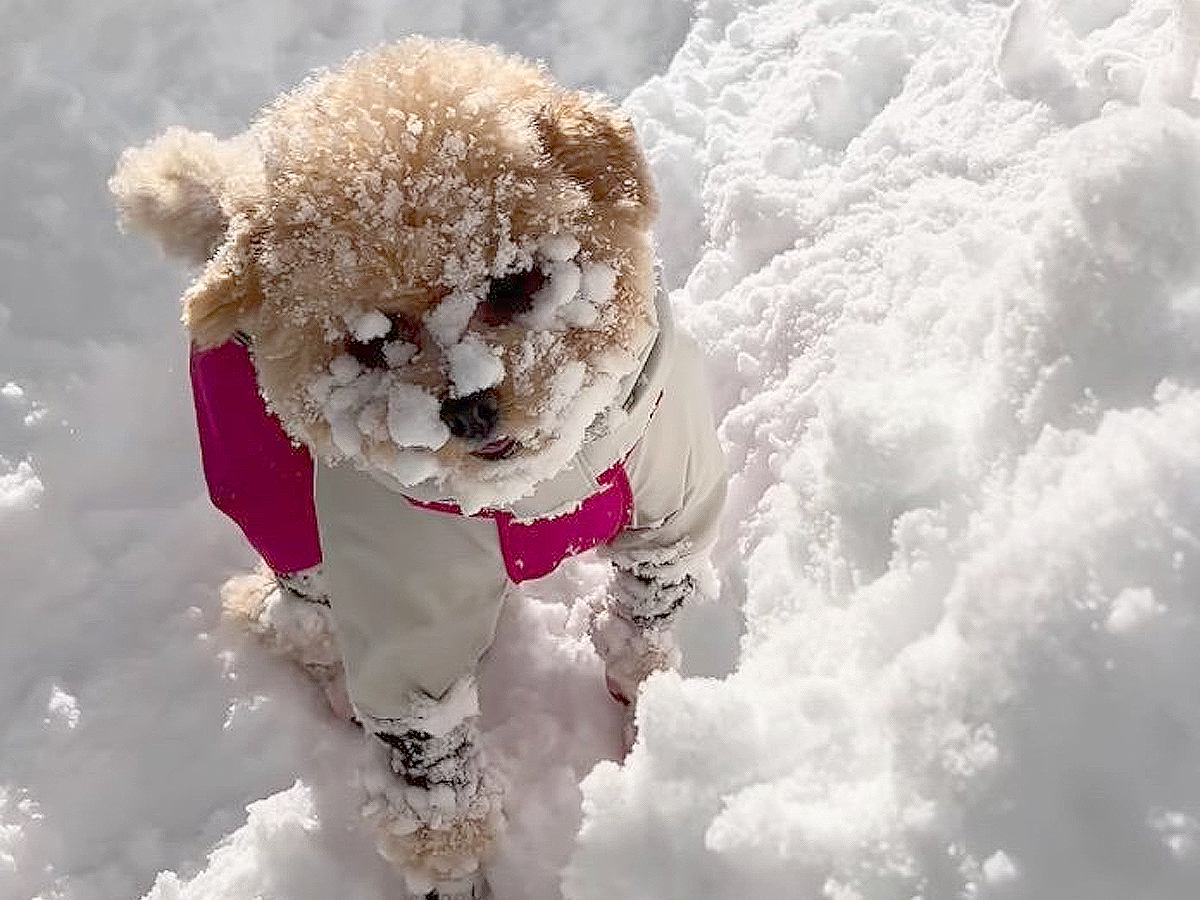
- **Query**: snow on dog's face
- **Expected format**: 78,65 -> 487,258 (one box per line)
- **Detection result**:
123,40 -> 659,511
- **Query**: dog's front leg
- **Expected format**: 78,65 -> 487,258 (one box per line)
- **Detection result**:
592,545 -> 695,707
591,332 -> 729,744
313,463 -> 510,899
359,678 -> 501,900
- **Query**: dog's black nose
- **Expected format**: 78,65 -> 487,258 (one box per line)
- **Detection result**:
440,389 -> 500,440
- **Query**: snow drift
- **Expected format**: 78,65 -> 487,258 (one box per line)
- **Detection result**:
566,1 -> 1200,898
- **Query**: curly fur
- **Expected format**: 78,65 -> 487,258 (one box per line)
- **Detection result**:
109,127 -> 264,265
220,565 -> 354,721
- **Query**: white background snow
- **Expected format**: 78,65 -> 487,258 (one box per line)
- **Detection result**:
3,0 -> 1200,898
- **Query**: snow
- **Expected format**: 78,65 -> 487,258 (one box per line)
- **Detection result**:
327,354 -> 362,387
141,783 -> 338,900
349,311 -> 393,343
539,234 -> 582,263
981,849 -> 1019,887
386,383 -> 451,451
0,458 -> 44,514
526,260 -> 585,329
1104,586 -> 1164,634
4,0 -> 1200,899
563,2 -> 1200,897
522,246 -> 618,331
424,290 -> 480,347
44,686 -> 82,731
579,263 -> 618,310
447,334 -> 506,399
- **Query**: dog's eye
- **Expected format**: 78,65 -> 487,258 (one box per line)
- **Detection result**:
345,313 -> 421,368
478,269 -> 546,326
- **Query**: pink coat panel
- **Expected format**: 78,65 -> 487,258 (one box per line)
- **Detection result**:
190,341 -> 322,575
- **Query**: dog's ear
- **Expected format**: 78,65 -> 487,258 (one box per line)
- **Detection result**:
181,221 -> 263,348
533,92 -> 658,229
110,127 -> 265,265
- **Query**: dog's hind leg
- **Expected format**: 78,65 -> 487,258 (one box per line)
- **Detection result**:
358,677 -> 501,900
221,563 -> 354,722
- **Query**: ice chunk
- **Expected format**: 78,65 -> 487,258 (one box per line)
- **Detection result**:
539,233 -> 581,262
580,262 -> 617,308
328,354 -> 362,386
559,300 -> 601,327
383,341 -> 418,368
538,261 -> 582,310
523,260 -> 584,329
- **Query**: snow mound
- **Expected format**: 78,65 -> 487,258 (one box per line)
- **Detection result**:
144,783 -> 323,900
0,1 -> 685,898
567,1 -> 1200,898
0,457 -> 43,515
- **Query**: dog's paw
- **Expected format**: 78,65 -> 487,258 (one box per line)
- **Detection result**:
590,605 -> 680,706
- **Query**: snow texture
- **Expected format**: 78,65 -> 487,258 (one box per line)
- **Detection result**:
386,383 -> 452,452
349,311 -> 393,343
446,334 -> 506,399
0,458 -> 44,515
4,0 -> 1200,899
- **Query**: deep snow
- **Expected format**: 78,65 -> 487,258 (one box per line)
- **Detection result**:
3,0 -> 1200,899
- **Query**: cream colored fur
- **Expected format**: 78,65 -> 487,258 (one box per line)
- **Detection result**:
110,127 -> 264,265
220,566 -> 353,721
110,37 -> 659,493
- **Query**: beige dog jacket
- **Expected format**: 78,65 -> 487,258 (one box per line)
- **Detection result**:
314,297 -> 727,721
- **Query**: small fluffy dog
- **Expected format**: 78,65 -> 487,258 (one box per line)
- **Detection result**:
112,38 -> 725,900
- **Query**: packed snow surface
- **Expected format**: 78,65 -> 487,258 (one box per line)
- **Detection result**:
3,1 -> 1200,899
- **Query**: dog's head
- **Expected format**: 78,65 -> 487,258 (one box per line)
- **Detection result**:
112,39 -> 658,509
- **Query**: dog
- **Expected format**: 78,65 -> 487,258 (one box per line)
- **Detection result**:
111,38 -> 726,900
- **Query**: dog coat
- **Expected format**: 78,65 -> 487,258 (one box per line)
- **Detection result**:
190,293 -> 727,717
189,344 -> 637,583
